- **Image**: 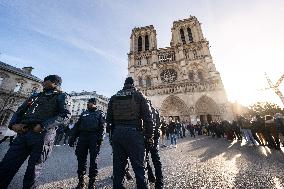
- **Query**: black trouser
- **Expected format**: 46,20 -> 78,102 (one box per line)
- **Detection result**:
0,129 -> 56,189
75,133 -> 100,180
112,127 -> 148,189
63,132 -> 70,144
54,132 -> 64,145
146,140 -> 163,189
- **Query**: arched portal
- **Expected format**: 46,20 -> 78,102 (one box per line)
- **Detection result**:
160,95 -> 190,122
195,95 -> 220,123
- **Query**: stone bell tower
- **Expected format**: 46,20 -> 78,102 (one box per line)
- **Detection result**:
128,16 -> 233,123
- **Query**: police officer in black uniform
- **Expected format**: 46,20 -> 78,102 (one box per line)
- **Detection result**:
146,101 -> 163,189
0,75 -> 71,189
69,98 -> 105,189
106,77 -> 153,189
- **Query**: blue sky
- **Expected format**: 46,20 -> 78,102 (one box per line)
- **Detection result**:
0,0 -> 284,107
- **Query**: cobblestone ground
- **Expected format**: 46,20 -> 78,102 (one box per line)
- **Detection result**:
1,134 -> 284,189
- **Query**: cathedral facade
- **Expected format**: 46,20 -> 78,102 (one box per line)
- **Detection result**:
128,16 -> 233,124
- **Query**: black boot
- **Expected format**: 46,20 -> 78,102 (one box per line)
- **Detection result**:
88,178 -> 96,189
76,176 -> 85,189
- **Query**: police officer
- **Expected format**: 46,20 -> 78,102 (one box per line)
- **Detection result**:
0,75 -> 71,189
106,77 -> 153,189
146,101 -> 163,189
69,98 -> 105,189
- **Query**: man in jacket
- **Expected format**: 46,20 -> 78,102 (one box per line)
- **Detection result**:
106,77 -> 153,189
69,98 -> 105,189
0,75 -> 71,189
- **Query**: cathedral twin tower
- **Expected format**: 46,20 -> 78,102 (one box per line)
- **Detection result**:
128,16 -> 233,123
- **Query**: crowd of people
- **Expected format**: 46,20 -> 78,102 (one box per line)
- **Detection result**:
158,113 -> 284,151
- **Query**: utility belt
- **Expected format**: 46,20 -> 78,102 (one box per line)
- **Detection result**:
114,124 -> 142,132
114,119 -> 141,126
79,130 -> 99,135
22,124 -> 37,130
21,120 -> 41,130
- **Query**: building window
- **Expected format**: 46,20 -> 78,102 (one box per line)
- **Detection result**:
0,77 -> 3,86
138,36 -> 143,52
146,57 -> 150,64
187,27 -> 193,43
180,29 -> 186,44
0,112 -> 10,125
189,72 -> 194,81
145,35 -> 149,51
14,82 -> 23,93
192,50 -> 197,59
138,77 -> 143,87
137,58 -> 142,66
184,50 -> 190,59
146,76 -> 151,87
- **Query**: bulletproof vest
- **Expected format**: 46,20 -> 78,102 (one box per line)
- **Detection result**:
21,91 -> 59,124
112,90 -> 140,121
79,110 -> 101,132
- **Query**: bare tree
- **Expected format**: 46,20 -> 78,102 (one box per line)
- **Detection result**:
264,73 -> 284,106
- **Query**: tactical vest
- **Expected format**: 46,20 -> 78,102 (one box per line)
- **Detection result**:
112,91 -> 140,121
79,110 -> 101,132
21,92 -> 59,124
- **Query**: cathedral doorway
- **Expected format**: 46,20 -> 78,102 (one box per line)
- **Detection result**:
195,96 -> 219,123
160,95 -> 190,122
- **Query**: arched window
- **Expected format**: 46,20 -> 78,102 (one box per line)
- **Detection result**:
180,29 -> 186,44
187,27 -> 193,43
192,50 -> 197,59
146,76 -> 151,87
137,58 -> 142,66
138,36 -> 143,52
146,57 -> 150,64
188,72 -> 194,81
145,35 -> 149,51
198,71 -> 204,81
138,77 -> 143,87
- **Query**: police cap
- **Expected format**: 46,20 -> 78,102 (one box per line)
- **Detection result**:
88,98 -> 97,104
124,77 -> 134,86
44,75 -> 62,86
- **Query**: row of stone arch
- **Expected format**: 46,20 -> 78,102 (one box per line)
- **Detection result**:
159,95 -> 220,122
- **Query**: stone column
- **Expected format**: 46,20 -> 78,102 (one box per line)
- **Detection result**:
142,34 -> 145,51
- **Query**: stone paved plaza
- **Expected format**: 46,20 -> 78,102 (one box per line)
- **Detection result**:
1,134 -> 284,189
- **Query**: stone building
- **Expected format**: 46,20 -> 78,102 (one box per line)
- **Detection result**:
0,61 -> 42,132
128,16 -> 233,124
69,91 -> 109,119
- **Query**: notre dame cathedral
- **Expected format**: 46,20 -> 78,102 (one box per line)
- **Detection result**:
128,16 -> 233,123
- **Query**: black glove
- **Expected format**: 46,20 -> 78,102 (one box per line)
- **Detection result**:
68,137 -> 75,147
144,138 -> 154,149
95,139 -> 103,156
